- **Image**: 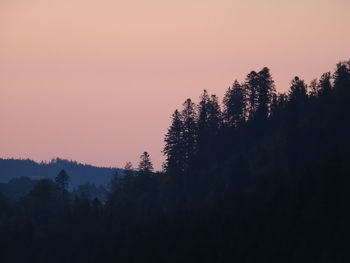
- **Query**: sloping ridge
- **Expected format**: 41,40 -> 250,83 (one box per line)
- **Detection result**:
0,157 -> 121,187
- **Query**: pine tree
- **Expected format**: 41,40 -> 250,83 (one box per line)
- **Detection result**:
163,109 -> 184,174
196,90 -> 221,132
181,98 -> 197,173
55,169 -> 70,193
333,60 -> 350,96
223,80 -> 246,127
318,72 -> 332,97
196,91 -> 221,167
245,70 -> 260,119
197,90 -> 210,154
289,76 -> 308,102
207,94 -> 221,131
256,67 -> 275,119
197,90 -> 210,131
309,78 -> 319,97
138,152 -> 153,173
271,92 -> 288,116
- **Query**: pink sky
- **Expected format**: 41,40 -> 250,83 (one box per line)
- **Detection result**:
1,0 -> 349,170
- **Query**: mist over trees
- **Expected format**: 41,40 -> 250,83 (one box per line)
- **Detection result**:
1,60 -> 350,262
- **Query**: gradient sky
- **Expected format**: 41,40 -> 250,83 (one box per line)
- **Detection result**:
1,0 -> 349,170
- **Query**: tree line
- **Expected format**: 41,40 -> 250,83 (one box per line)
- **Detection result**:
0,60 -> 349,263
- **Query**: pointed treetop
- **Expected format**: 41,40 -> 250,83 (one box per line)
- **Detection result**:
138,152 -> 153,173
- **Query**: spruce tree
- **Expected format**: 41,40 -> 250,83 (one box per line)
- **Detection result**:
197,90 -> 210,131
181,99 -> 197,173
197,90 -> 210,152
55,169 -> 70,193
318,72 -> 332,97
223,80 -> 246,127
256,67 -> 275,119
207,94 -> 221,131
163,109 -> 184,174
289,76 -> 308,102
196,91 -> 221,167
138,152 -> 153,173
245,70 -> 259,119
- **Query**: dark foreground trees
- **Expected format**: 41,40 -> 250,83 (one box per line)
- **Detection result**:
0,60 -> 350,263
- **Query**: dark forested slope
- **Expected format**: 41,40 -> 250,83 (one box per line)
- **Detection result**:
0,158 -> 120,187
0,60 -> 349,263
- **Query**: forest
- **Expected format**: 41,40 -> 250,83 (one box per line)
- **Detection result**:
0,158 -> 120,187
0,60 -> 349,262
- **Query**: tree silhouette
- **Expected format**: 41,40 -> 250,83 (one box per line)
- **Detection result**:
55,169 -> 70,193
289,76 -> 308,102
196,91 -> 221,167
245,70 -> 259,119
207,94 -> 221,131
163,109 -> 184,174
256,67 -> 275,119
197,90 -> 210,129
223,80 -> 246,127
318,72 -> 332,97
181,99 -> 197,173
124,161 -> 135,177
197,90 -> 211,154
138,152 -> 153,173
1,60 -> 350,263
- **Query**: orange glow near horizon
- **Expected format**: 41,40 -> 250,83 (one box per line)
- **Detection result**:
1,0 -> 350,169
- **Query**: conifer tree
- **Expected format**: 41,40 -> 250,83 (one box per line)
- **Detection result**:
196,91 -> 221,166
245,70 -> 259,119
318,72 -> 332,97
223,80 -> 246,127
289,76 -> 308,102
309,78 -> 319,97
207,94 -> 221,131
124,161 -> 134,177
55,169 -> 70,193
333,60 -> 350,95
197,91 -> 221,137
197,90 -> 210,126
138,152 -> 153,173
163,109 -> 184,174
197,90 -> 210,147
181,99 -> 197,173
256,67 -> 275,119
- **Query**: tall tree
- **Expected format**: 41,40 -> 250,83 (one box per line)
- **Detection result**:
309,78 -> 319,98
196,91 -> 221,167
181,98 -> 197,173
55,169 -> 70,193
256,67 -> 275,119
163,109 -> 184,174
289,76 -> 308,102
223,80 -> 246,127
245,70 -> 260,119
138,152 -> 154,173
333,60 -> 350,97
318,72 -> 332,97
197,90 -> 210,131
197,90 -> 210,150
207,94 -> 222,131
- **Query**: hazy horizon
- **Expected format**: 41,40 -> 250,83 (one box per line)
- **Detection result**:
1,0 -> 350,170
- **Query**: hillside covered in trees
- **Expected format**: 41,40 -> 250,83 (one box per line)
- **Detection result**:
0,158 -> 121,187
0,60 -> 349,262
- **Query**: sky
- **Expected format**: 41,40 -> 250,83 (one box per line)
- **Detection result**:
1,0 -> 349,170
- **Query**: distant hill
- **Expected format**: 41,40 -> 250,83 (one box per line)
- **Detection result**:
0,158 -> 121,187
